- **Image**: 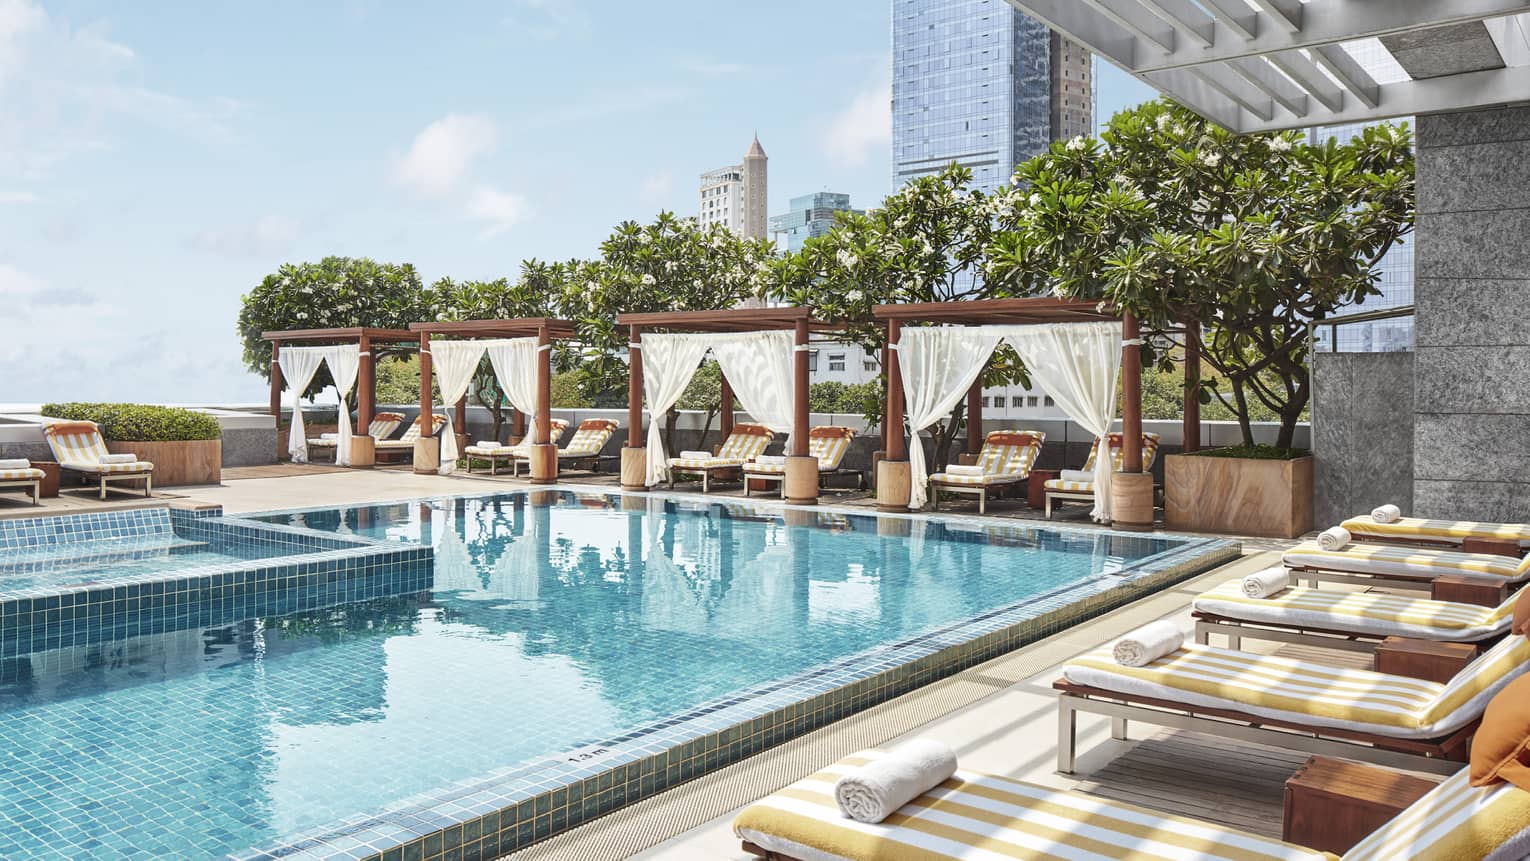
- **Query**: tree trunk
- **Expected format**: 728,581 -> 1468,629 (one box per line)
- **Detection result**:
699,409 -> 717,451
663,408 -> 679,458
932,402 -> 967,472
1230,381 -> 1256,448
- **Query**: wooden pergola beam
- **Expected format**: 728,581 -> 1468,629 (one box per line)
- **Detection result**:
408,318 -> 579,340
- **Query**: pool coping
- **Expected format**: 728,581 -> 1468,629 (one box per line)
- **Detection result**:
234,487 -> 1240,861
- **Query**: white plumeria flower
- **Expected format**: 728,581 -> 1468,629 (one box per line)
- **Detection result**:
1029,193 -> 1042,207
1269,136 -> 1293,153
1221,213 -> 1236,224
836,249 -> 859,268
1156,114 -> 1172,131
641,274 -> 657,286
1066,136 -> 1086,152
1200,151 -> 1222,167
846,289 -> 864,303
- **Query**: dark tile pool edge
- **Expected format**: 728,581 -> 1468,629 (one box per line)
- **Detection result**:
239,538 -> 1241,861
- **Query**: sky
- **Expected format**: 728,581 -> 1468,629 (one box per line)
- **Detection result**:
0,0 -> 1158,406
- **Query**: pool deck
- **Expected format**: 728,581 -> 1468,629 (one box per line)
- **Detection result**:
11,466 -> 1330,860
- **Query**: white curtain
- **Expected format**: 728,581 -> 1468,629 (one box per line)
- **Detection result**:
640,333 -> 713,486
316,344 -> 361,466
898,327 -> 1004,509
430,340 -> 488,475
1000,321 -> 1123,522
277,346 -> 326,463
484,338 -> 540,439
710,330 -> 796,446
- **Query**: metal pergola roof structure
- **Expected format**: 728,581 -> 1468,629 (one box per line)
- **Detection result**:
1005,0 -> 1530,132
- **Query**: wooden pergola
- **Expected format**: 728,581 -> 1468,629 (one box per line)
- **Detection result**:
262,327 -> 420,466
615,307 -> 842,503
871,297 -> 1173,528
407,318 -> 580,481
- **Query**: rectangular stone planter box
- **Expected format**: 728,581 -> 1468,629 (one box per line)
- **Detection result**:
105,440 -> 222,487
1164,452 -> 1314,538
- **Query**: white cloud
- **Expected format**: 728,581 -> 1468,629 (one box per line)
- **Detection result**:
391,113 -> 499,198
504,0 -> 589,40
187,215 -> 300,258
0,262 -> 96,317
0,190 -> 38,203
466,186 -> 529,237
638,169 -> 673,205
823,70 -> 891,168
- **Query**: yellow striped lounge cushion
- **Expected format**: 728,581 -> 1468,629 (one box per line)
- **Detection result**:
674,426 -> 772,468
45,423 -> 153,473
1065,635 -> 1530,739
1342,768 -> 1530,861
466,419 -> 572,457
810,431 -> 853,471
1340,515 -> 1530,548
379,414 -> 447,447
733,750 -> 1330,861
1192,580 -> 1516,643
562,419 -> 614,456
1043,479 -> 1094,493
1283,542 -> 1530,584
1082,432 -> 1162,472
0,468 -> 44,481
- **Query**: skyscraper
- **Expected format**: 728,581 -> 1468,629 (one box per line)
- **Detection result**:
768,192 -> 863,253
698,135 -> 768,239
892,0 -> 1092,194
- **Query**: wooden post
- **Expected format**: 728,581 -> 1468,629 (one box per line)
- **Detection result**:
1182,319 -> 1201,454
785,317 -> 818,504
876,318 -> 911,510
530,323 -> 558,483
1122,312 -> 1144,473
878,344 -> 891,454
269,341 -> 283,419
966,377 -> 984,457
718,372 -> 735,445
512,407 -> 525,443
415,331 -> 438,474
357,333 -> 375,432
621,324 -> 647,489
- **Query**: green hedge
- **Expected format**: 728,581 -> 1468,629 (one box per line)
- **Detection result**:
1181,444 -> 1309,460
42,403 -> 223,442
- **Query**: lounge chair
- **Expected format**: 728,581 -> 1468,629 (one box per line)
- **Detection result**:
742,426 -> 862,497
1043,431 -> 1161,518
669,423 -> 775,492
1340,512 -> 1530,553
1192,577 -> 1523,653
928,429 -> 1044,514
373,414 -> 447,462
1055,626 -> 1530,775
0,459 -> 44,505
43,421 -> 153,500
463,418 -> 571,476
305,411 -> 405,461
1283,540 -> 1530,591
734,749 -> 1530,861
512,418 -> 618,475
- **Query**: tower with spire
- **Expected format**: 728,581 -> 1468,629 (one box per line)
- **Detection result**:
697,134 -> 768,240
742,133 -> 768,240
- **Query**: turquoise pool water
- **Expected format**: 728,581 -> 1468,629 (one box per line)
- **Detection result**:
0,491 -> 1217,859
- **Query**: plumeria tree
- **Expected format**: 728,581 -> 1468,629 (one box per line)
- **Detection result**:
766,164 -> 1021,467
986,100 -> 1414,449
237,257 -> 430,396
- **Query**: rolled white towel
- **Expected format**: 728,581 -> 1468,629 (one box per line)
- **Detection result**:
1241,566 -> 1291,599
318,433 -> 339,441
833,740 -> 959,824
1112,620 -> 1184,668
678,450 -> 712,460
0,458 -> 30,470
945,464 -> 985,477
99,453 -> 137,464
1371,504 -> 1401,523
1316,526 -> 1352,551
754,455 -> 786,466
1060,469 -> 1093,483
474,441 -> 504,449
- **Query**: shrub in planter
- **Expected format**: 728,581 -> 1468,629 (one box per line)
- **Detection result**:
42,403 -> 222,441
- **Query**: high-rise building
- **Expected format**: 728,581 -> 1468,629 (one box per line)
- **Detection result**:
892,0 -> 1092,194
768,192 -> 863,253
698,134 -> 768,239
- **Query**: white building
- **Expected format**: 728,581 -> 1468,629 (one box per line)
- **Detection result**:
805,342 -> 1066,423
698,135 -> 768,239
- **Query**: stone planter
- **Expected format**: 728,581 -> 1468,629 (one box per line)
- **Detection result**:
1165,452 -> 1313,538
105,440 -> 222,487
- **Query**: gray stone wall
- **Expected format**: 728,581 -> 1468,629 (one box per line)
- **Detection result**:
1414,106 -> 1530,519
1312,352 -> 1415,528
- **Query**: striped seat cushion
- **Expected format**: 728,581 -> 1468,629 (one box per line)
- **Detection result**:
0,468 -> 44,481
465,419 -> 572,458
1192,580 -> 1515,642
932,471 -> 1025,487
1284,542 -> 1530,584
733,750 -> 1330,861
1063,635 -> 1530,738
673,425 -> 772,470
1043,479 -> 1094,493
46,423 -> 153,474
1083,431 -> 1162,472
745,460 -> 788,475
744,428 -> 856,474
1341,515 -> 1530,548
932,431 -> 1043,486
1341,768 -> 1530,861
561,419 -> 615,457
375,414 -> 446,448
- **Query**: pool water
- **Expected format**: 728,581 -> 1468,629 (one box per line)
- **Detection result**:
0,532 -> 284,594
1,492 -> 1211,859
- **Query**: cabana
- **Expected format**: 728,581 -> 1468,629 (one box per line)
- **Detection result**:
263,327 -> 419,467
615,307 -> 841,504
407,318 -> 580,482
871,298 -> 1161,528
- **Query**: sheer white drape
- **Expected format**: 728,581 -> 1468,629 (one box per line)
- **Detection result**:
897,328 -> 1004,509
999,321 -> 1123,522
316,345 -> 360,465
484,338 -> 540,437
430,340 -> 487,475
709,330 -> 796,445
640,334 -> 712,486
277,347 -> 326,463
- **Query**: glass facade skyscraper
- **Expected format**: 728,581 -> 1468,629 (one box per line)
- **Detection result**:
892,0 -> 1091,195
768,192 -> 862,253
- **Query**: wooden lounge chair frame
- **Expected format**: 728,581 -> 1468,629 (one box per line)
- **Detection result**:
1053,679 -> 1473,777
306,411 -> 406,463
45,422 -> 153,500
373,414 -> 446,464
0,470 -> 42,505
930,430 -> 1044,515
507,418 -> 619,476
742,427 -> 864,497
670,424 -> 775,493
464,419 -> 572,477
1044,431 -> 1160,518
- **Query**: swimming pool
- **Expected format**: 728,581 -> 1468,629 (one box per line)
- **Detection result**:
0,491 -> 1236,860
